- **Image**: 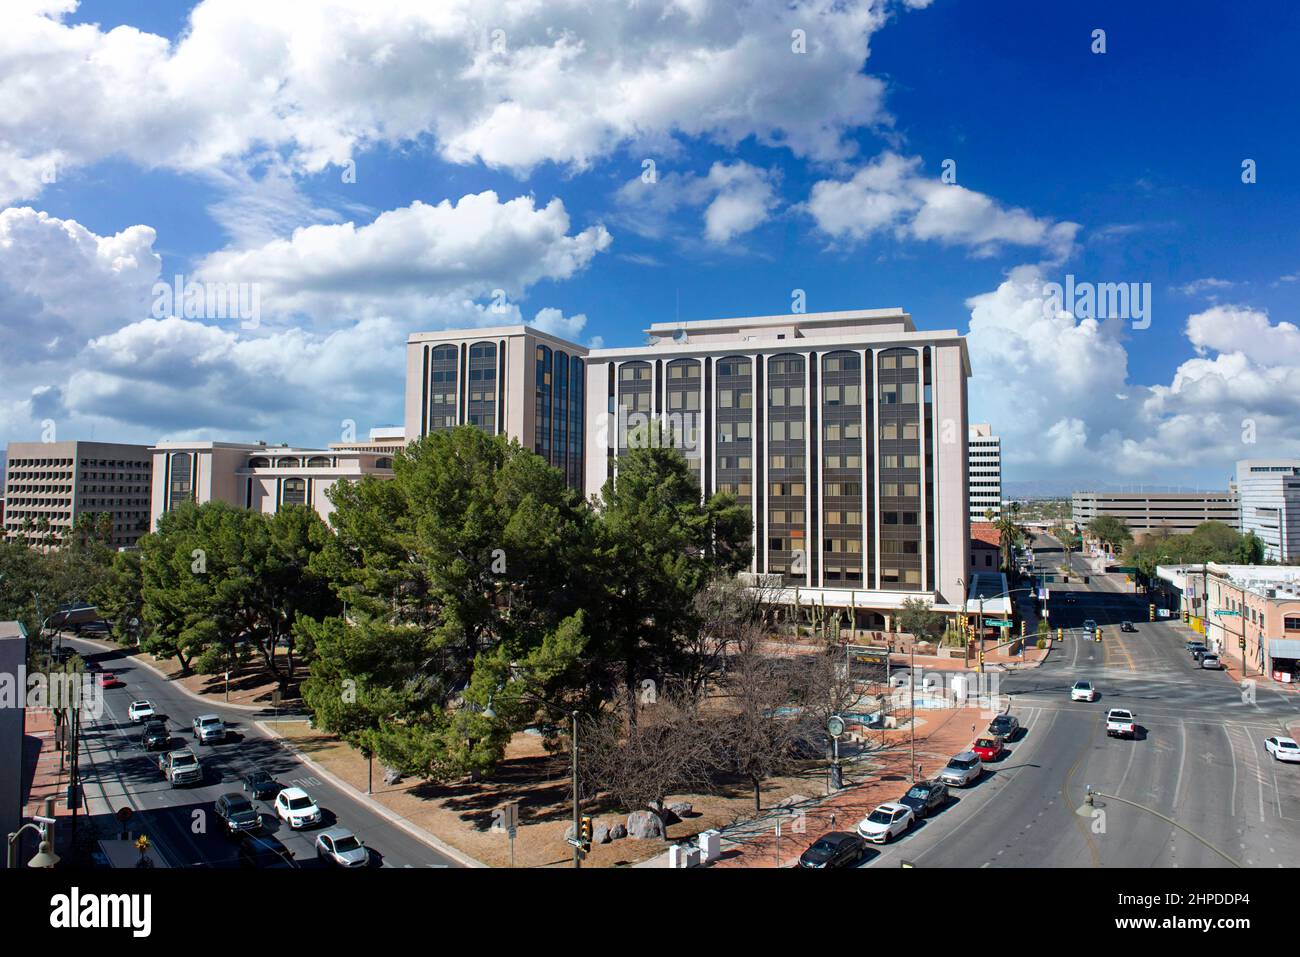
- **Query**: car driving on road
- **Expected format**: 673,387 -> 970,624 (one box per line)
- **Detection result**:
856,803 -> 915,844
1121,621 -> 1137,632
238,835 -> 298,869
897,780 -> 948,819
160,748 -> 203,787
215,792 -> 264,836
128,700 -> 156,722
1071,680 -> 1097,702
1106,709 -> 1137,739
315,827 -> 370,868
938,752 -> 983,788
242,768 -> 279,799
192,714 -> 226,744
798,832 -> 868,868
275,787 -> 322,829
1083,619 -> 1099,640
1265,737 -> 1300,763
141,721 -> 169,751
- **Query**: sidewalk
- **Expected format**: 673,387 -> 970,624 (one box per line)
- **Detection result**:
15,708 -> 75,863
644,703 -> 996,868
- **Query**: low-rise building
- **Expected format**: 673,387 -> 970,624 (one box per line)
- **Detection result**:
970,521 -> 1001,573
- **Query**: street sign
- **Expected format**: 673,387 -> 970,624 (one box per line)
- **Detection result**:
1213,610 -> 1241,617
984,619 -> 1013,628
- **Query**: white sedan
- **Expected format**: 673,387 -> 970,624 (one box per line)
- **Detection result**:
275,787 -> 322,829
856,802 -> 915,844
1265,737 -> 1300,763
128,700 -> 156,722
1070,681 -> 1097,702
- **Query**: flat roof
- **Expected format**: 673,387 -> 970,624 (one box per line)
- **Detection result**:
645,307 -> 914,335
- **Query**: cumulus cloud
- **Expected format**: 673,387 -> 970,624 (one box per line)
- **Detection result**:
615,161 -> 780,245
806,152 -> 1079,260
193,191 -> 610,327
0,0 -> 913,203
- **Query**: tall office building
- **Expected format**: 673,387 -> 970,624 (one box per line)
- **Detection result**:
582,308 -> 971,623
404,325 -> 587,490
1236,459 -> 1300,561
3,440 -> 152,548
968,423 -> 1002,520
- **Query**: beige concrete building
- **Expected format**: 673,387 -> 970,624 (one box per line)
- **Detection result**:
3,440 -> 152,548
149,441 -> 395,529
405,325 -> 587,489
582,308 -> 972,623
1071,490 -> 1239,540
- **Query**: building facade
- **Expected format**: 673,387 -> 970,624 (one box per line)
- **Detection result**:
3,441 -> 152,548
404,325 -> 587,490
1235,459 -> 1300,562
1071,490 -> 1240,539
967,423 -> 1002,520
149,441 -> 395,530
582,308 -> 972,621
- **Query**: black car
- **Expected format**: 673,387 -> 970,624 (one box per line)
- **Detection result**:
1121,621 -> 1137,632
141,721 -> 170,751
237,835 -> 297,869
242,769 -> 279,799
1191,646 -> 1207,661
798,832 -> 868,869
988,714 -> 1020,739
215,792 -> 264,836
897,780 -> 949,819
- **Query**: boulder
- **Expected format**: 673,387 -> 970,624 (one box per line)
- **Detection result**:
382,766 -> 403,786
610,823 -> 628,840
594,822 -> 611,844
669,801 -> 694,819
627,810 -> 666,840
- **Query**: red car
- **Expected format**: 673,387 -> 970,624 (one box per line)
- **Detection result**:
971,735 -> 1005,762
97,671 -> 123,690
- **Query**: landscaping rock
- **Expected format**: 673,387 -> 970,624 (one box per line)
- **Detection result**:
627,810 -> 666,840
669,801 -> 694,819
594,822 -> 611,844
382,766 -> 403,786
610,823 -> 628,840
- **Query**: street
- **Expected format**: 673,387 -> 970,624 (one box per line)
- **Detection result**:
63,637 -> 463,869
860,534 -> 1300,868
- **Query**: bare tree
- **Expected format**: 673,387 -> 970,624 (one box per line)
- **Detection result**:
679,574 -> 762,697
580,687 -> 717,831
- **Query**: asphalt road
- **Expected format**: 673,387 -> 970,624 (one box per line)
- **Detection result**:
62,637 -> 463,869
862,534 -> 1300,868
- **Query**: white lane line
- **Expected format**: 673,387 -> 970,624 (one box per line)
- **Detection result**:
1172,721 -> 1187,810
1228,722 -> 1239,819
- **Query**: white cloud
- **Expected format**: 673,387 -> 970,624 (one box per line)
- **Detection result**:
0,0 -> 913,203
1173,277 -> 1234,297
805,152 -> 1079,259
194,191 -> 611,326
615,161 -> 779,245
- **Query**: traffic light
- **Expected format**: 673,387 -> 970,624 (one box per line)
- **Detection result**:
1239,637 -> 1247,651
1149,603 -> 1156,621
1057,627 -> 1063,640
1020,620 -> 1026,638
1182,609 -> 1189,624
579,815 -> 593,852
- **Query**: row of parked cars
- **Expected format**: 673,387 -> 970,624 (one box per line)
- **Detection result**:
798,713 -> 1021,867
129,699 -> 371,867
1185,639 -> 1223,670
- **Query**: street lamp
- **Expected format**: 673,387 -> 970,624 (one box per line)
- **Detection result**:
484,689 -> 584,869
6,817 -> 60,868
967,587 -> 1035,673
1075,786 -> 1241,867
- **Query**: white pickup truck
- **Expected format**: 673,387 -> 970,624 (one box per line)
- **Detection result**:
160,748 -> 203,787
1105,708 -> 1137,739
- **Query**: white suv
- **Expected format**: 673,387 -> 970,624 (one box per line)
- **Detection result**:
192,714 -> 226,744
128,700 -> 156,722
938,752 -> 983,788
275,787 -> 322,829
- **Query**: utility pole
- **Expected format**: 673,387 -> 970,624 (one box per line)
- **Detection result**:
571,711 -> 581,870
909,639 -> 916,782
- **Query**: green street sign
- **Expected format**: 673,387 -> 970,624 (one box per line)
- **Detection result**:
1213,610 -> 1241,617
984,618 -> 1013,628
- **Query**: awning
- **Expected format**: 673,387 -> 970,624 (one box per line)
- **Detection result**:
1269,639 -> 1300,661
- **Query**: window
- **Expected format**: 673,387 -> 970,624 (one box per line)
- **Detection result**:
1286,617 -> 1300,631
282,478 -> 307,507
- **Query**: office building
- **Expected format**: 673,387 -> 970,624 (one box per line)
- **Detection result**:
149,441 -> 394,530
1236,459 -> 1300,562
968,423 -> 1002,520
0,621 -> 25,865
1070,490 -> 1239,540
3,441 -> 152,548
404,325 -> 587,490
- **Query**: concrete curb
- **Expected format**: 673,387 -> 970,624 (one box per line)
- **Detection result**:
254,719 -> 488,869
71,636 -> 290,714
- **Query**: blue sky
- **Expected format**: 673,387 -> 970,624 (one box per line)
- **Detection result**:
2,0 -> 1297,491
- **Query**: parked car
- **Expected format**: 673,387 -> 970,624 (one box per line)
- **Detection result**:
938,752 -> 983,788
315,827 -> 370,868
1121,621 -> 1137,633
1189,643 -> 1208,660
238,835 -> 298,869
275,787 -> 322,829
798,831 -> 868,869
1186,639 -> 1206,652
215,792 -> 264,837
141,721 -> 169,751
1265,736 -> 1300,763
1200,654 -> 1222,670
988,714 -> 1020,739
971,736 -> 1006,762
1192,647 -> 1207,662
1070,680 -> 1097,702
897,780 -> 948,819
128,700 -> 156,723
856,803 -> 915,844
192,714 -> 226,744
1106,709 -> 1137,739
242,768 -> 279,799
